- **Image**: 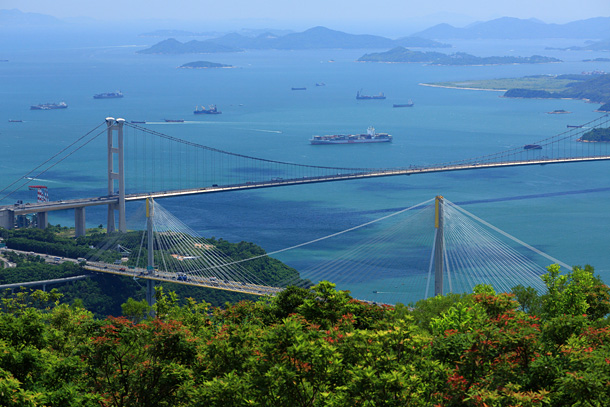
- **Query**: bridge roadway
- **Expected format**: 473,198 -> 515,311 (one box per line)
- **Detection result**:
1,248 -> 282,295
84,261 -> 282,296
5,155 -> 610,215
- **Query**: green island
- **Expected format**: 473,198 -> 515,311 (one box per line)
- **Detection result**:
424,73 -> 610,105
178,60 -> 234,69
358,46 -> 561,66
578,127 -> 610,142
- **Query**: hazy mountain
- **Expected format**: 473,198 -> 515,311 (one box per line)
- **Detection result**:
138,26 -> 450,54
413,17 -> 610,40
0,8 -> 65,26
136,38 -> 242,54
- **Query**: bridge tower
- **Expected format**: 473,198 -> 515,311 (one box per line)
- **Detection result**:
106,117 -> 126,233
434,195 -> 444,296
146,197 -> 156,312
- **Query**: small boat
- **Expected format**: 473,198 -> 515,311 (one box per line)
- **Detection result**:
8,119 -> 23,123
194,105 -> 221,115
165,119 -> 184,123
291,87 -> 307,91
393,100 -> 414,108
524,144 -> 542,150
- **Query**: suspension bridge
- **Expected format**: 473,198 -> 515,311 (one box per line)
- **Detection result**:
1,114 -> 610,235
0,114 -> 608,303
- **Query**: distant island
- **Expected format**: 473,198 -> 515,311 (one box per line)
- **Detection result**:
137,26 -> 450,55
358,47 -> 561,66
597,103 -> 610,112
410,16 -> 610,40
583,58 -> 610,62
547,39 -> 610,52
578,128 -> 610,142
424,74 -> 610,107
178,61 -> 234,69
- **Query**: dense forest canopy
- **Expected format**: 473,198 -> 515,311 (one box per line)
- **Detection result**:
0,264 -> 608,406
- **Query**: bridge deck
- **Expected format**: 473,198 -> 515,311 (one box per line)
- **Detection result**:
4,155 -> 610,215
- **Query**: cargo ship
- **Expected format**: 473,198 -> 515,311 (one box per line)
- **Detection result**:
93,91 -> 123,99
523,144 -> 542,150
165,119 -> 184,123
291,87 -> 307,90
194,105 -> 221,114
393,100 -> 414,108
310,126 -> 392,145
356,90 -> 385,100
30,102 -> 67,110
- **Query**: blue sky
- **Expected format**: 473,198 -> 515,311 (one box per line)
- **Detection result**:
3,0 -> 610,32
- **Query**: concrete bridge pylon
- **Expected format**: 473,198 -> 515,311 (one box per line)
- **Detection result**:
106,117 -> 126,233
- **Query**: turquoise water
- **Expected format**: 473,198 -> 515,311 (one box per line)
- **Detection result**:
1,32 -> 610,302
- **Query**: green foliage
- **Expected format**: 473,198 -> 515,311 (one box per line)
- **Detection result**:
578,127 -> 610,142
0,271 -> 609,405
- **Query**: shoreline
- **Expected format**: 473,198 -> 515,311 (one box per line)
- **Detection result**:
419,83 -> 507,92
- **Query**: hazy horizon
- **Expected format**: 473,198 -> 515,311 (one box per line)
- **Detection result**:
2,0 -> 609,36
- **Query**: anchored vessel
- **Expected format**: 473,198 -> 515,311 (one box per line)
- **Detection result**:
30,102 -> 67,110
291,87 -> 307,90
93,91 -> 123,99
310,126 -> 392,145
356,90 -> 386,100
523,144 -> 542,150
165,119 -> 185,123
393,100 -> 414,108
194,105 -> 221,114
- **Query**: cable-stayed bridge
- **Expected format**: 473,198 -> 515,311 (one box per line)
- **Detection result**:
1,196 -> 568,305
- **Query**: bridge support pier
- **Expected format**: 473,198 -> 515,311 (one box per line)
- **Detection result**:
146,198 -> 156,315
106,117 -> 126,233
75,207 -> 86,237
36,212 -> 48,229
434,196 -> 444,296
0,209 -> 15,230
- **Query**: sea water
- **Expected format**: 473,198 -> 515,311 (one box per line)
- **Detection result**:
1,31 -> 609,303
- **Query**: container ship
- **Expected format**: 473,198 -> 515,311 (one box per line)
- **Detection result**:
356,90 -> 385,100
194,105 -> 221,114
93,91 -> 123,99
30,102 -> 68,110
310,126 -> 392,145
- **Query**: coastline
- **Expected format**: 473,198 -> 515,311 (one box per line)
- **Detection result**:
419,83 -> 507,92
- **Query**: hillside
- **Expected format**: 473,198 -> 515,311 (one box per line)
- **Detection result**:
358,47 -> 561,66
503,74 -> 610,104
0,226 -> 303,316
